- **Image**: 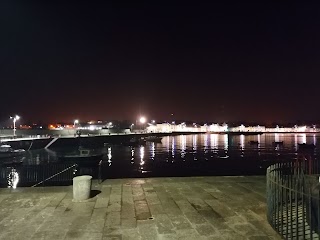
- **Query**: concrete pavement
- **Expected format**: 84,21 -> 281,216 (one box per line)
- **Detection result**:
0,176 -> 280,240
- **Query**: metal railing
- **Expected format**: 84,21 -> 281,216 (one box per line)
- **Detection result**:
31,163 -> 77,187
0,163 -> 78,187
267,156 -> 320,239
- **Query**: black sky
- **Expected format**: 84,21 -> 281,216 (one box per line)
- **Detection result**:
1,2 -> 320,124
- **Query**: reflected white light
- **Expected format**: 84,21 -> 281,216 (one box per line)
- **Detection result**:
210,134 -> 218,150
314,134 -> 317,145
108,147 -> 112,166
171,138 -> 175,158
275,133 -> 280,143
140,146 -> 145,166
151,142 -> 155,160
204,134 -> 208,152
131,148 -> 135,164
301,134 -> 307,144
294,134 -> 298,150
8,168 -> 19,189
223,134 -> 228,150
166,137 -> 170,152
240,134 -> 245,150
193,135 -> 197,150
180,135 -> 186,159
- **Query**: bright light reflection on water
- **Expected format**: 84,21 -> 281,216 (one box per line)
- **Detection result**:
204,134 -> 208,153
180,135 -> 186,160
107,147 -> 112,166
7,168 -> 19,189
171,138 -> 175,162
3,133 -> 320,188
223,134 -> 228,150
240,134 -> 245,150
140,146 -> 145,167
151,142 -> 155,160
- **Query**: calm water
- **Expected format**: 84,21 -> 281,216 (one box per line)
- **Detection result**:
1,133 -> 318,187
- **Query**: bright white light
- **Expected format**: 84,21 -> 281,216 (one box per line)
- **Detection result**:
10,115 -> 20,122
152,120 -> 155,124
139,117 -> 146,124
74,119 -> 79,124
89,125 -> 95,131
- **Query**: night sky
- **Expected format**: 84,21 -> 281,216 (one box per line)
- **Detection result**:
1,2 -> 320,124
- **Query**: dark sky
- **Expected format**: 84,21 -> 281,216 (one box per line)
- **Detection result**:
1,2 -> 320,124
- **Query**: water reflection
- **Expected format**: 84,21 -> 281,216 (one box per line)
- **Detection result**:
294,134 -> 298,151
301,134 -> 307,144
180,135 -> 186,160
240,135 -> 245,150
131,147 -> 135,164
223,134 -> 228,150
7,168 -> 19,189
140,146 -> 145,167
171,137 -> 175,161
2,133 -> 320,188
204,134 -> 208,153
193,135 -> 197,151
151,142 -> 155,160
210,134 -> 218,151
107,147 -> 112,166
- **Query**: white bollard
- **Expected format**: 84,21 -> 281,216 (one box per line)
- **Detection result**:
73,175 -> 92,202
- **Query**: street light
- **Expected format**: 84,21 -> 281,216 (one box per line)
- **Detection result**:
139,117 -> 146,133
74,119 -> 79,128
139,117 -> 146,124
10,115 -> 20,137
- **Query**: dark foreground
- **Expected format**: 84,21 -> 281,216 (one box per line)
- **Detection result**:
0,176 -> 280,240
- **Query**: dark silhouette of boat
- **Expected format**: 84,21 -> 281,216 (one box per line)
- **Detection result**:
0,144 -> 26,159
144,136 -> 162,143
58,149 -> 103,164
121,137 -> 146,146
273,141 -> 284,145
298,143 -> 316,150
249,141 -> 259,145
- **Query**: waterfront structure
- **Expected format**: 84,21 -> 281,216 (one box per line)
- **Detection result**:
146,123 -> 320,134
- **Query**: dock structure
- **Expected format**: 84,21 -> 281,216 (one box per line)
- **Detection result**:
0,176 -> 280,239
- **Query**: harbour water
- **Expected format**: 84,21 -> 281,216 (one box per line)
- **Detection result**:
0,133 -> 318,187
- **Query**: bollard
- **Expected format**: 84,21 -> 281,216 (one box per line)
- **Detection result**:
73,175 -> 92,202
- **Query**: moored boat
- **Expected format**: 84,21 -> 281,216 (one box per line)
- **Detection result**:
59,149 -> 104,163
0,145 -> 26,159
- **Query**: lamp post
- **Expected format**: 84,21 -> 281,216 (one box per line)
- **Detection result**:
10,115 -> 20,137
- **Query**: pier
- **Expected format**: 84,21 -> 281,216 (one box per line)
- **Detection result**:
0,176 -> 280,239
